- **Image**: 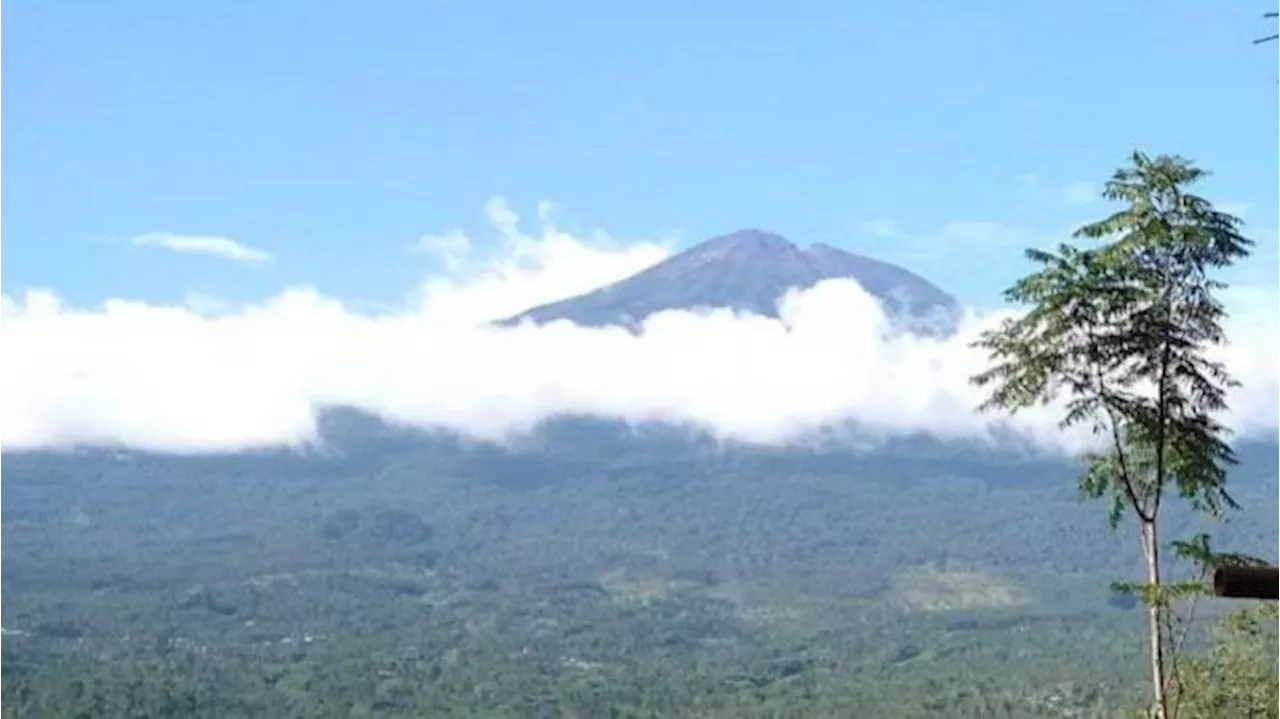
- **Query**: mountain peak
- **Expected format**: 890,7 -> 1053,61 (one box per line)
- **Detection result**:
691,229 -> 794,256
500,230 -> 960,334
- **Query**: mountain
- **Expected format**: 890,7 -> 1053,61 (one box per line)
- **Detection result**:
499,229 -> 961,333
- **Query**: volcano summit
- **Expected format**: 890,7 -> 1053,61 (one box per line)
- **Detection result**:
501,229 -> 960,334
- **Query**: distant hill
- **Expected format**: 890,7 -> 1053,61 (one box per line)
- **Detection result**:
499,229 -> 961,333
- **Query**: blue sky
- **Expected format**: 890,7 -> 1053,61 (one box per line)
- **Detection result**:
6,0 -> 1278,307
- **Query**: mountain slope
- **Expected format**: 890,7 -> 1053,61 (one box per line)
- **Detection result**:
500,229 -> 961,333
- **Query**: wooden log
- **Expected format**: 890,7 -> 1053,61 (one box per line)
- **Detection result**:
1212,565 -> 1279,600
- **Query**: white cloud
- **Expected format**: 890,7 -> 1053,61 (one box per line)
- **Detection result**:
3,202 -> 1276,455
411,229 -> 472,271
130,232 -> 274,264
1062,181 -> 1097,207
408,196 -> 672,326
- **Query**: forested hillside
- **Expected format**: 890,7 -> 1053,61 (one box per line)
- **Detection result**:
2,424 -> 1275,717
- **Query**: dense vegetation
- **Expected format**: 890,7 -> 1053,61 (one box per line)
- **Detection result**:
2,418 -> 1276,717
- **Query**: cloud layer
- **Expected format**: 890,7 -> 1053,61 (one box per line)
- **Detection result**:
4,200 -> 1276,454
130,232 -> 275,264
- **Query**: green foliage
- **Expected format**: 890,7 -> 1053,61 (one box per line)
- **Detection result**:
3,430 -> 1275,717
973,152 -> 1251,528
969,151 -> 1255,718
7,422 -> 1280,711
1174,605 -> 1279,719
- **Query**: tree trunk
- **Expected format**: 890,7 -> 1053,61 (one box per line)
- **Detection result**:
1141,518 -> 1169,718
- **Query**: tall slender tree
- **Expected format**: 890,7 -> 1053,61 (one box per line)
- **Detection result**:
969,152 -> 1253,718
